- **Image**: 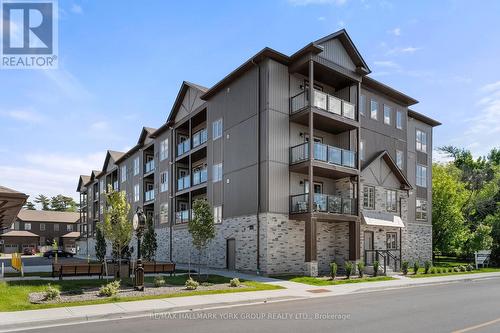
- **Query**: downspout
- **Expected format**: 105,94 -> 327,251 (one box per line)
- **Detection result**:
169,126 -> 174,263
251,59 -> 261,274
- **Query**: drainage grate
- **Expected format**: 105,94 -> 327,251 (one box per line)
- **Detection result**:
306,289 -> 331,293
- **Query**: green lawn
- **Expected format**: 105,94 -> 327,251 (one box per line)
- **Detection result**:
275,275 -> 395,286
406,267 -> 500,278
0,274 -> 282,312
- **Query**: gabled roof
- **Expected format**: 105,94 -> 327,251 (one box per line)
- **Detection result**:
0,230 -> 39,237
99,150 -> 125,177
314,29 -> 371,74
0,186 -> 28,231
17,210 -> 80,223
408,109 -> 441,127
62,231 -> 80,238
362,151 -> 412,190
362,76 -> 418,106
77,175 -> 90,192
166,81 -> 208,123
115,126 -> 157,164
84,170 -> 101,186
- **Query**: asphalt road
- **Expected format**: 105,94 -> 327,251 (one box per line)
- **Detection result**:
20,277 -> 500,333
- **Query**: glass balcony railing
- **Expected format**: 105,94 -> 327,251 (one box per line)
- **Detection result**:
192,168 -> 208,186
290,193 -> 356,215
113,181 -> 119,191
177,140 -> 191,156
290,142 -> 357,169
192,129 -> 208,148
177,176 -> 191,191
144,160 -> 155,174
290,89 -> 356,120
144,189 -> 155,202
175,210 -> 189,224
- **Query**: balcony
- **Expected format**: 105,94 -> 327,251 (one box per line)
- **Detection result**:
192,129 -> 208,149
177,140 -> 191,157
177,176 -> 191,191
290,193 -> 357,216
290,142 -> 357,169
291,90 -> 355,119
192,168 -> 208,186
144,160 -> 155,174
144,189 -> 155,202
175,210 -> 189,224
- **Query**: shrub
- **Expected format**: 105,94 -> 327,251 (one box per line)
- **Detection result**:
402,261 -> 409,275
466,264 -> 474,272
459,265 -> 467,272
413,262 -> 420,275
344,261 -> 354,279
373,261 -> 380,277
454,267 -> 460,272
357,261 -> 365,278
229,278 -> 241,287
430,267 -> 436,274
154,276 -> 166,288
185,277 -> 199,290
44,284 -> 60,300
424,261 -> 432,274
448,268 -> 453,273
437,267 -> 443,274
99,280 -> 120,297
330,262 -> 338,280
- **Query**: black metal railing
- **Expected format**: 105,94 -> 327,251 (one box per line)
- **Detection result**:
290,142 -> 357,169
290,193 -> 357,215
364,249 -> 401,274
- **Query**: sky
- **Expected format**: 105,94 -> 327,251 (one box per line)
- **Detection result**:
1,0 -> 500,203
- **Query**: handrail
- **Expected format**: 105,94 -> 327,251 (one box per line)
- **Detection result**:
365,249 -> 401,273
290,193 -> 357,215
289,142 -> 357,168
289,89 -> 357,120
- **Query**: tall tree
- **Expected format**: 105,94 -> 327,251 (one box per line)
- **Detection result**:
23,201 -> 36,210
188,199 -> 215,277
100,188 -> 132,278
95,226 -> 107,263
141,216 -> 158,262
34,194 -> 51,210
50,195 -> 78,212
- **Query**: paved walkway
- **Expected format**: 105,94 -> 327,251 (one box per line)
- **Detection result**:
1,269 -> 500,332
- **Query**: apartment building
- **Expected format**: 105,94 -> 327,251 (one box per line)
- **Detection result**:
76,29 -> 440,276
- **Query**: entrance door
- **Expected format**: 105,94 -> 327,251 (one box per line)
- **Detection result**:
364,231 -> 374,265
226,239 -> 236,270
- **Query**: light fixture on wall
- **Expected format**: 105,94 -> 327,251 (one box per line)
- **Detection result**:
299,132 -> 303,137
299,180 -> 304,185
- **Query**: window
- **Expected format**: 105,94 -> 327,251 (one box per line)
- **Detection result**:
360,140 -> 366,161
160,203 -> 168,224
160,139 -> 168,161
24,223 -> 31,231
384,105 -> 392,125
100,204 -> 103,214
212,118 -> 223,140
67,224 -> 73,232
416,199 -> 428,221
370,99 -> 378,120
396,150 -> 403,169
396,110 -> 403,129
100,179 -> 104,193
121,165 -> 127,183
416,130 -> 427,153
363,186 -> 375,209
160,171 -> 168,192
40,223 -> 45,231
54,224 -> 59,232
387,232 -> 398,250
214,206 -> 222,224
386,190 -> 397,212
133,157 -> 140,175
360,95 -> 366,116
134,184 -> 140,202
213,163 -> 222,182
416,165 -> 427,187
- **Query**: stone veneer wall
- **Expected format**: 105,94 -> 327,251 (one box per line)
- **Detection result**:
401,222 -> 432,264
316,221 -> 350,274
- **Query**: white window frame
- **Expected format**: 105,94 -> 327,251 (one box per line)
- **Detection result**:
214,206 -> 222,224
24,223 -> 31,231
363,186 -> 375,210
134,184 -> 140,202
212,119 -> 223,140
67,224 -> 73,232
100,179 -> 105,193
360,140 -> 366,161
416,164 -> 427,188
160,171 -> 168,192
416,129 -> 427,153
370,99 -> 378,120
40,223 -> 45,231
396,110 -> 403,129
54,224 -> 59,232
213,163 -> 222,182
133,157 -> 140,176
121,165 -> 127,183
386,189 -> 397,212
396,150 -> 403,169
386,232 -> 398,250
416,199 -> 428,221
384,105 -> 392,125
160,138 -> 169,161
360,95 -> 366,116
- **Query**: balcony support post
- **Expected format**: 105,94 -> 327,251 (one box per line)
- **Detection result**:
349,220 -> 360,261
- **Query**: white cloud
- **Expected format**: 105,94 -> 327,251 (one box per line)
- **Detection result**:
373,60 -> 400,68
288,0 -> 347,6
317,16 -> 326,21
40,69 -> 92,102
70,4 -> 83,14
337,20 -> 346,28
1,109 -> 45,123
387,46 -> 421,55
388,27 -> 401,36
90,121 -> 109,131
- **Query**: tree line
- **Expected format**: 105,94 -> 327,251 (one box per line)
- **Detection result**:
23,194 -> 78,212
433,146 -> 500,263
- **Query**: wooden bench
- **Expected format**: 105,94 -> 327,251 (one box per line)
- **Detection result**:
130,262 -> 176,276
52,263 -> 104,280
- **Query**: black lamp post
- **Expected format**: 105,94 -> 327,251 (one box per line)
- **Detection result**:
133,207 -> 146,291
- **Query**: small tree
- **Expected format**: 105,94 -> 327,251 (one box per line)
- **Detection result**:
141,216 -> 158,262
100,188 -> 132,278
95,226 -> 107,263
188,199 -> 216,278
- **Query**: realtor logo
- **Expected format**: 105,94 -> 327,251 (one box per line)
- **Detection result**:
1,0 -> 58,69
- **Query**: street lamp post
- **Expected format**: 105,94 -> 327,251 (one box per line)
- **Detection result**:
133,208 -> 146,291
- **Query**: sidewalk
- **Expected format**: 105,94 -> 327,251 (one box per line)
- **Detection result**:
1,270 -> 500,332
